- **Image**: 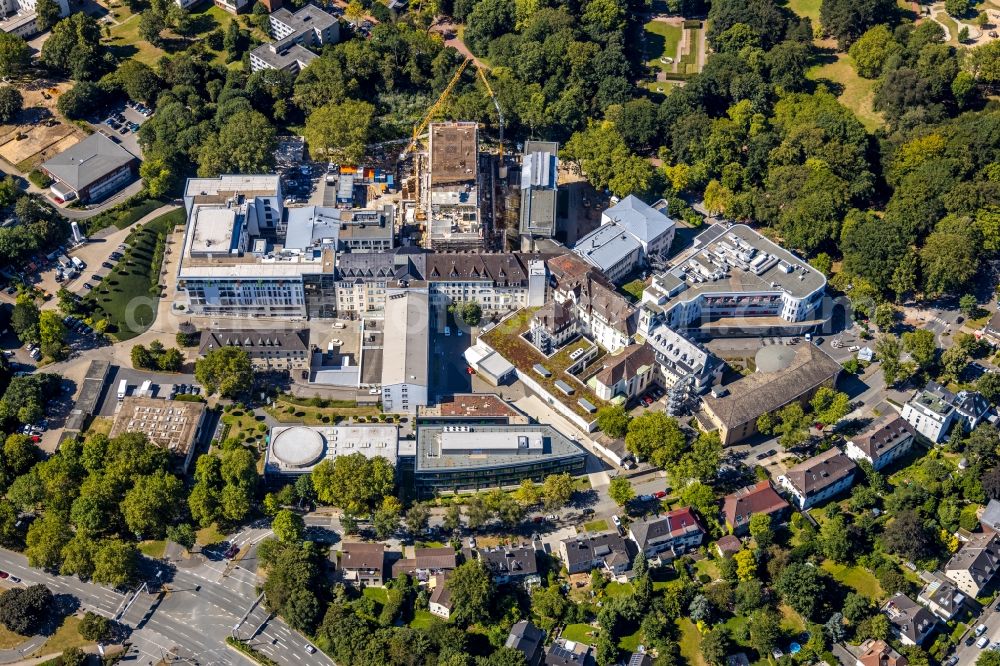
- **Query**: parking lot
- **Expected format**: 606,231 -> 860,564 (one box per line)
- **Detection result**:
90,101 -> 150,159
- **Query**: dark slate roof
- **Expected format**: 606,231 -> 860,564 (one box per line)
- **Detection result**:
506,620 -> 545,665
198,328 -> 308,355
339,542 -> 384,573
477,545 -> 539,579
561,532 -> 633,570
425,253 -> 533,287
883,593 -> 937,645
945,532 -> 1000,590
629,507 -> 703,551
41,132 -> 137,190
783,447 -> 856,497
849,414 -> 915,462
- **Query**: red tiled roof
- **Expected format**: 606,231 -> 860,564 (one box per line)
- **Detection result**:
722,481 -> 790,529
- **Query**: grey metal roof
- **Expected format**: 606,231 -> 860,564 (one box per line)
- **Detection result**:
572,222 -> 641,271
250,41 -> 317,71
506,621 -> 545,665
603,195 -> 674,245
41,132 -> 136,191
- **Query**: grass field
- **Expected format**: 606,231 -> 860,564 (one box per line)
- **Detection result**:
196,523 -> 227,546
779,604 -> 806,634
265,398 -> 382,425
409,610 -> 439,630
676,618 -> 706,666
220,409 -> 268,447
32,616 -> 89,657
582,519 -> 609,533
139,540 -> 166,558
620,279 -> 646,301
362,587 -> 389,604
619,626 -> 643,652
84,209 -> 184,341
644,21 -> 683,71
562,623 -> 600,646
604,582 -> 634,598
807,53 -> 883,131
821,560 -> 884,600
787,0 -> 822,23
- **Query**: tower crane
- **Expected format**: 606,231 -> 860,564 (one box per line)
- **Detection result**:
398,57 -> 506,170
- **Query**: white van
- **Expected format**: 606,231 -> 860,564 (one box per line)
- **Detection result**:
444,326 -> 451,336
117,379 -> 127,401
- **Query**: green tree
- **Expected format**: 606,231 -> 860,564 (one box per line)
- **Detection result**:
272,509 -> 305,543
195,347 -> 253,398
820,0 -> 897,47
0,33 -> 30,79
596,405 -> 630,439
122,470 -> 184,539
902,329 -> 937,370
748,513 -> 774,548
11,292 -> 39,344
0,86 -> 22,124
404,501 -> 430,535
747,609 -> 782,657
303,99 -> 375,165
138,8 -> 165,45
0,584 -> 52,635
848,25 -> 902,78
701,627 -> 731,666
819,515 -> 851,561
513,479 -> 540,507
166,523 -> 196,550
921,230 -> 979,297
811,387 -> 852,426
197,110 -> 276,177
443,504 -> 462,532
446,560 -> 494,626
876,335 -> 905,386
25,512 -> 69,571
131,344 -> 153,370
608,476 -> 634,507
541,472 -> 574,511
373,496 -> 401,539
93,539 -> 138,587
78,611 -> 111,641
312,452 -> 395,514
945,0 -> 972,17
776,562 -> 827,620
625,412 -> 686,468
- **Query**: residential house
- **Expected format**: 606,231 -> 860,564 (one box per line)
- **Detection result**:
917,579 -> 966,621
944,531 -> 1000,597
428,574 -> 453,619
475,546 -> 540,587
722,481 -> 790,536
545,638 -> 595,666
844,414 -> 916,471
528,300 -> 579,355
559,532 -> 634,575
506,621 -> 545,666
715,535 -> 742,558
856,639 -> 908,666
981,499 -> 1000,534
882,593 -> 938,647
901,384 -> 958,443
392,546 -> 457,582
983,311 -> 1000,346
777,447 -> 857,510
627,507 -> 705,562
337,542 -> 385,587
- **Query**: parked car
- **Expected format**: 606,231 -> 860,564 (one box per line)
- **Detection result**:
224,543 -> 239,559
654,491 -> 667,499
83,283 -> 93,290
978,636 -> 990,649
0,570 -> 9,579
611,515 -> 621,528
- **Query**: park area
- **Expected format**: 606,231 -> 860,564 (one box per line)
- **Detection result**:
82,208 -> 184,340
101,0 -> 269,67
641,18 -> 706,95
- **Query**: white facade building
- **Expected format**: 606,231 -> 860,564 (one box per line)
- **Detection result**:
901,387 -> 958,443
381,289 -> 429,414
0,0 -> 69,37
250,5 -> 339,73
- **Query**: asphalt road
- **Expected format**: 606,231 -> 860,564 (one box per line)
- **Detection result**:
0,548 -> 333,666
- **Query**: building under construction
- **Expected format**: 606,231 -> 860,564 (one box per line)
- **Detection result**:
416,121 -> 489,251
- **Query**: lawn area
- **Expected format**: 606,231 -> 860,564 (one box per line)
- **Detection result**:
196,523 -> 227,546
779,604 -> 806,634
619,626 -> 643,652
409,610 -> 440,630
604,582 -> 634,598
644,20 -> 683,70
694,558 -> 721,582
620,279 -> 646,302
139,540 -> 166,558
84,209 -> 185,341
363,587 -> 389,605
103,1 -> 268,67
219,408 -> 268,447
787,0 -> 822,22
821,560 -> 884,600
676,618 -> 706,666
562,623 -> 600,646
266,398 -> 382,425
583,519 -> 609,533
82,197 -> 167,236
32,616 -> 89,657
807,53 -> 883,131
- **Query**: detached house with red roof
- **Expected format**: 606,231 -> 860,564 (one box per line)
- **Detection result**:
627,507 -> 704,563
722,481 -> 791,536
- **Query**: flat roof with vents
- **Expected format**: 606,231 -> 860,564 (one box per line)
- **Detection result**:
266,424 -> 400,475
416,424 -> 586,471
